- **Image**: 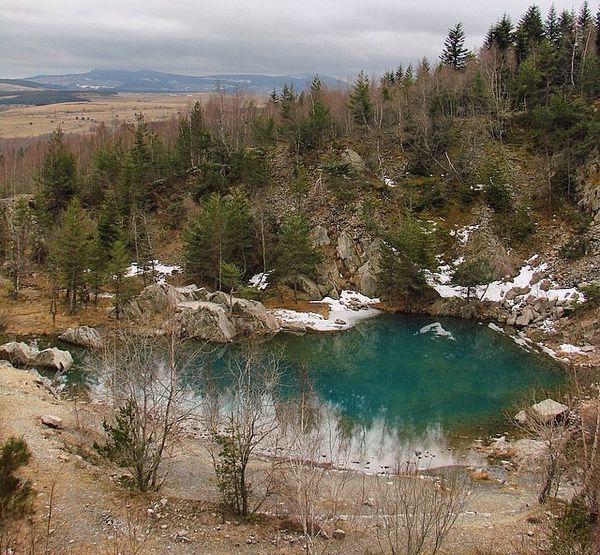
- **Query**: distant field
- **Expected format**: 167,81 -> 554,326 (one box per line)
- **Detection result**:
0,92 -> 215,138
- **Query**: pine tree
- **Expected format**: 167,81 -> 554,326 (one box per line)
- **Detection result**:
41,128 -> 77,214
5,197 -> 34,297
515,5 -> 545,63
578,1 -> 592,30
274,214 -> 321,302
0,437 -> 33,531
596,7 -> 600,54
189,101 -> 211,167
107,239 -> 131,320
440,22 -> 470,70
349,71 -> 373,126
545,6 -> 561,46
300,75 -> 335,150
51,198 -> 89,313
485,14 -> 514,51
451,258 -> 493,301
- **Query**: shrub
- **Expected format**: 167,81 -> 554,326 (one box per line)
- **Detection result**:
0,437 -> 33,533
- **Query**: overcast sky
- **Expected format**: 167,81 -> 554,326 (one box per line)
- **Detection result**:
1,1 -> 594,79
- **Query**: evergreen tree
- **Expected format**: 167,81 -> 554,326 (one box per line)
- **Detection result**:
51,198 -> 89,313
485,14 -> 514,51
130,113 -> 151,208
274,214 -> 320,301
5,197 -> 34,297
378,218 -> 436,303
515,5 -> 545,63
451,258 -> 494,301
349,71 -> 373,126
97,195 -> 122,257
578,1 -> 592,30
184,190 -> 254,289
0,437 -> 33,533
545,5 -> 561,46
41,128 -> 77,214
300,75 -> 335,150
596,7 -> 600,54
440,22 -> 470,70
87,231 -> 107,304
107,239 -> 131,320
189,101 -> 211,167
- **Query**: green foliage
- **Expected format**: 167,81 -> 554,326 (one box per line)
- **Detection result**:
349,71 -> 373,126
50,198 -> 90,313
275,214 -> 321,299
509,204 -> 536,242
451,258 -> 493,300
107,239 -> 132,320
559,235 -> 591,260
211,430 -> 244,514
378,218 -> 436,302
549,496 -> 598,555
96,400 -> 159,491
440,23 -> 470,70
185,190 -> 255,289
41,128 -> 77,214
0,437 -> 33,531
478,153 -> 512,213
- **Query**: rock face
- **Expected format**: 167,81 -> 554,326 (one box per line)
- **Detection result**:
579,153 -> 600,222
337,232 -> 362,274
310,225 -> 330,248
0,342 -> 73,371
59,326 -> 102,349
122,283 -> 280,343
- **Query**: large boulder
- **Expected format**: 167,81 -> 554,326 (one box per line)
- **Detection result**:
231,299 -> 280,336
531,398 -> 569,423
59,326 -> 102,349
0,342 -> 38,366
310,225 -> 330,248
341,148 -> 365,173
121,283 -> 208,319
34,348 -> 73,372
175,302 -> 237,343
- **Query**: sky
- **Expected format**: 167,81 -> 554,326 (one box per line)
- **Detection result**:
1,0 -> 594,79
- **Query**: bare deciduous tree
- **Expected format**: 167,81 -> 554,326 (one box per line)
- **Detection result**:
374,462 -> 470,555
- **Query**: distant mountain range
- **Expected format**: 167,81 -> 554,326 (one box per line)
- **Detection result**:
11,69 -> 347,94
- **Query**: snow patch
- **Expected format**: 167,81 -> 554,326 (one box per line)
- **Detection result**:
249,270 -> 273,290
450,224 -> 479,246
271,291 -> 381,332
559,344 -> 585,354
126,260 -> 181,283
418,322 -> 456,341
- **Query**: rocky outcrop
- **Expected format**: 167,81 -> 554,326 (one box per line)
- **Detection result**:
337,232 -> 362,274
59,326 -> 102,349
310,225 -> 330,248
231,298 -> 280,336
341,148 -> 365,173
175,302 -> 237,343
124,283 -> 280,343
0,342 -> 73,371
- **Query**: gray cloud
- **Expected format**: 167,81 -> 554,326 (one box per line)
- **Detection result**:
0,0 -> 592,78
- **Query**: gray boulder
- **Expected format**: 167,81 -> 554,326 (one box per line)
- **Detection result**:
531,399 -> 569,423
0,342 -> 38,366
34,348 -> 73,372
59,326 -> 102,349
516,307 -> 535,327
341,148 -> 365,173
231,298 -> 280,336
175,302 -> 237,343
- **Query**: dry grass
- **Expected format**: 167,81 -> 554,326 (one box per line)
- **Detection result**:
0,92 -> 214,138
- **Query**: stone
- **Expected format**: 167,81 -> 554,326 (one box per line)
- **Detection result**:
341,148 -> 365,173
506,315 -> 517,327
310,225 -> 330,248
357,261 -> 378,298
516,307 -> 535,327
231,298 -> 280,336
41,415 -> 63,429
34,348 -> 73,372
332,529 -> 346,540
293,275 -> 322,301
59,326 -> 102,349
336,232 -> 361,274
0,342 -> 38,366
531,399 -> 569,423
514,410 -> 528,425
207,291 -> 230,305
175,302 -> 237,343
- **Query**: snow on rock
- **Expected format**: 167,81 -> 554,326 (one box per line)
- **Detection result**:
418,322 -> 456,341
450,224 -> 479,246
426,254 -> 584,308
126,260 -> 181,284
249,270 -> 273,290
383,176 -> 396,188
271,291 -> 381,332
559,344 -> 585,354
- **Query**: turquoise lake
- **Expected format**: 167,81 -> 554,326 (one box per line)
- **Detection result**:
263,314 -> 564,441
